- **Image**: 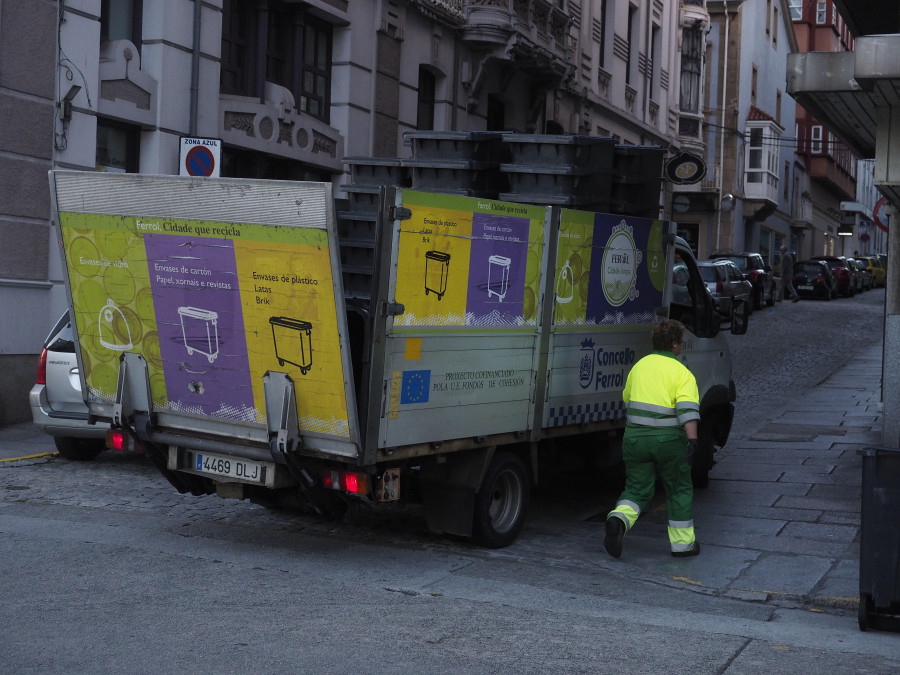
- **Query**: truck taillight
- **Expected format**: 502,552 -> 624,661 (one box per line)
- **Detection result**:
106,428 -> 141,453
36,347 -> 48,385
322,469 -> 370,495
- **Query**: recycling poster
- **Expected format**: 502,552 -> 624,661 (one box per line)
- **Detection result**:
58,212 -> 350,439
393,191 -> 546,328
554,210 -> 666,326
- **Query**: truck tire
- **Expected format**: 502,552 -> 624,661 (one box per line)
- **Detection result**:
473,451 -> 530,548
54,436 -> 104,461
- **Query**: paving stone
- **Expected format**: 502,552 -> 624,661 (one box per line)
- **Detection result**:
729,553 -> 836,596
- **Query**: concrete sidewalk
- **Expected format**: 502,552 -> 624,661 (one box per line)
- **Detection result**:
609,341 -> 884,612
0,341 -> 886,613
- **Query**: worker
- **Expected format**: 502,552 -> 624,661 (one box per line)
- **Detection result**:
604,318 -> 701,559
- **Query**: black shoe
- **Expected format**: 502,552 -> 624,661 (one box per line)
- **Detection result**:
604,517 -> 625,559
792,297 -> 799,303
671,543 -> 700,558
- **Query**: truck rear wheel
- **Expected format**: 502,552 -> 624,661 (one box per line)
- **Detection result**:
54,437 -> 104,461
473,451 -> 529,548
691,422 -> 716,489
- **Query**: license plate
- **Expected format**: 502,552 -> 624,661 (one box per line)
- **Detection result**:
798,285 -> 813,290
192,451 -> 266,484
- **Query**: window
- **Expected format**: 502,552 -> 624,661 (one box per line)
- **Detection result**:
416,67 -> 435,131
788,0 -> 802,20
96,120 -> 140,173
751,66 -> 758,105
776,90 -> 782,126
811,125 -> 823,153
680,25 -> 703,114
783,161 -> 789,200
816,1 -> 826,24
300,17 -> 332,121
101,0 -> 143,47
766,0 -> 771,36
745,121 -> 782,192
626,4 -> 638,85
772,7 -> 778,47
596,0 -> 607,69
220,0 -> 333,123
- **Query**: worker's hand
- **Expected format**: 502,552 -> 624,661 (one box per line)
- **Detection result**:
687,440 -> 699,467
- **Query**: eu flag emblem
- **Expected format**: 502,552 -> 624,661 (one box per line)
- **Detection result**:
401,370 -> 431,404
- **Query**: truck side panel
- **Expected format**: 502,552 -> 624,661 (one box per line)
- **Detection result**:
378,190 -> 549,449
50,172 -> 360,459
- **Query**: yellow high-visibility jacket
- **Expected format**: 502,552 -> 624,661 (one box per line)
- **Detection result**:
623,351 -> 700,438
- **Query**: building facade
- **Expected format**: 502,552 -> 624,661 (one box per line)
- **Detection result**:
1,0 -> 708,425
671,0 -> 802,268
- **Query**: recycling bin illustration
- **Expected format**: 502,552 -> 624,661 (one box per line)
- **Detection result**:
487,255 -> 511,301
269,316 -> 313,374
178,306 -> 219,363
424,250 -> 451,300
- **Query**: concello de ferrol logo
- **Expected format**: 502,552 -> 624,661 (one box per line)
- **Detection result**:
601,220 -> 641,307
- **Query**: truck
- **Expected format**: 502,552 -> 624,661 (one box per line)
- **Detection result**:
49,170 -> 747,548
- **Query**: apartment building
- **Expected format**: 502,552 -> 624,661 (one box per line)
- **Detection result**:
0,0 -> 702,425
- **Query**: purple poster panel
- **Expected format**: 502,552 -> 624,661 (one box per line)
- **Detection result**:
144,234 -> 255,420
467,213 -> 530,326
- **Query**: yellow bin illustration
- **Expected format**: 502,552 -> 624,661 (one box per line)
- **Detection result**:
424,250 -> 451,300
269,316 -> 313,374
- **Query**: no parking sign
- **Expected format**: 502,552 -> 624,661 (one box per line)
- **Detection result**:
180,137 -> 221,177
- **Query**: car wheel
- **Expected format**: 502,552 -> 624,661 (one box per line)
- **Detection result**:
473,451 -> 530,548
765,285 -> 775,306
753,288 -> 762,311
54,436 -> 104,461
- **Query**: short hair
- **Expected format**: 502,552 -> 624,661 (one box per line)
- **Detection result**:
653,319 -> 685,351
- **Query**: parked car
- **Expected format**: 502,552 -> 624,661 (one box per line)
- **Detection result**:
851,258 -> 873,291
858,256 -> 887,288
29,310 -> 107,461
811,255 -> 857,297
697,259 -> 753,317
793,259 -> 836,300
709,252 -> 776,309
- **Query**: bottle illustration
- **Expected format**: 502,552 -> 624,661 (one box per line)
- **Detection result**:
98,298 -> 134,351
556,259 -> 574,304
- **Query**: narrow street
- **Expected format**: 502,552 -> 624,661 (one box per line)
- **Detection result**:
1,288 -> 897,673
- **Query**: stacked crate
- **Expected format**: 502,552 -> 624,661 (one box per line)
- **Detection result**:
337,158 -> 408,304
610,145 -> 666,218
498,134 -> 616,212
402,131 -> 506,197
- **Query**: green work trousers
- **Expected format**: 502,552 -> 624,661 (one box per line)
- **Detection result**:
609,431 -> 695,552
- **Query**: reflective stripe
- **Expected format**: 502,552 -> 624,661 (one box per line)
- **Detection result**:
668,519 -> 694,529
629,401 -> 676,415
676,411 -> 701,425
609,499 -> 641,530
626,414 -> 680,427
668,521 -> 696,552
676,401 -> 700,411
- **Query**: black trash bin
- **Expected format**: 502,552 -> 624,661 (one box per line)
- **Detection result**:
858,446 -> 900,631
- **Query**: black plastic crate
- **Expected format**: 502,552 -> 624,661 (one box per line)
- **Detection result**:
501,163 -> 613,198
502,134 -> 616,169
403,159 -> 498,193
612,145 -> 665,181
343,157 -> 409,187
404,130 -> 505,162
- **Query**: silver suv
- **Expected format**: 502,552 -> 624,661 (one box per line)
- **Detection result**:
29,311 -> 107,460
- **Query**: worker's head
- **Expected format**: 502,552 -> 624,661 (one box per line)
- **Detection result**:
780,245 -> 787,253
653,319 -> 685,353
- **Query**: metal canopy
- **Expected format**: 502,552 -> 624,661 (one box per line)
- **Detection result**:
833,1 -> 900,38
